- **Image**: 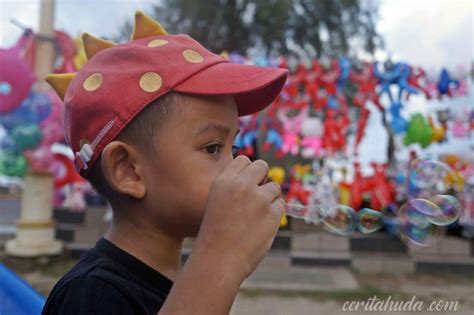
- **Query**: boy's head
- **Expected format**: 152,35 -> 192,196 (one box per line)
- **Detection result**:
46,11 -> 287,237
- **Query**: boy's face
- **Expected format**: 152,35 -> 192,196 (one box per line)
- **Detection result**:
143,94 -> 240,237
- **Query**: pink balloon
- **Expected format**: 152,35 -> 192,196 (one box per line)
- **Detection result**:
0,32 -> 36,113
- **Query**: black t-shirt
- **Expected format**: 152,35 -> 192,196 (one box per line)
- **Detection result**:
42,237 -> 173,315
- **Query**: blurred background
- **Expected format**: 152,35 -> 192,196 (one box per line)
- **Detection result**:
0,0 -> 473,314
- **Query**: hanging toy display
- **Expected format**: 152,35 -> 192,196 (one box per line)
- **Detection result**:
404,113 -> 433,148
437,68 -> 460,99
261,116 -> 284,158
300,114 -> 323,159
428,115 -> 446,143
389,101 -> 408,135
277,106 -> 307,156
374,58 -> 400,104
451,108 -> 470,138
349,60 -> 383,111
406,66 -> 431,100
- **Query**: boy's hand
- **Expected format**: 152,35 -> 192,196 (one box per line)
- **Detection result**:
194,155 -> 285,281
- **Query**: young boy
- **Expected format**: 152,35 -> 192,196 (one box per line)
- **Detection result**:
43,11 -> 287,314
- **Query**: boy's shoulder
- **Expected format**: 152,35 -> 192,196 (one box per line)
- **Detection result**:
42,238 -> 172,315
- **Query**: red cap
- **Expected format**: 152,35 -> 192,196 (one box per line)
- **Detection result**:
45,11 -> 288,177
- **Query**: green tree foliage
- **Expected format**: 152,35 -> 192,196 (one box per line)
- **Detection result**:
117,0 -> 383,56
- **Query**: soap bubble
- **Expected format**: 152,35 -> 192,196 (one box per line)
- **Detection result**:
398,199 -> 443,247
323,205 -> 356,236
285,202 -> 306,219
286,202 -> 325,223
410,158 -> 452,190
428,194 -> 462,226
357,208 -> 384,234
405,198 -> 443,217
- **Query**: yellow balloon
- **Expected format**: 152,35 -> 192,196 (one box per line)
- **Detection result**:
280,212 -> 288,228
268,166 -> 285,184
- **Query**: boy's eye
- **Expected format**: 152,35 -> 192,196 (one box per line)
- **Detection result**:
206,143 -> 222,155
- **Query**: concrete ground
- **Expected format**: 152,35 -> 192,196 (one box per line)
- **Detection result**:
1,197 -> 473,314
1,249 -> 473,315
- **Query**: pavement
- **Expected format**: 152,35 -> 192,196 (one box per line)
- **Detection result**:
1,196 -> 474,314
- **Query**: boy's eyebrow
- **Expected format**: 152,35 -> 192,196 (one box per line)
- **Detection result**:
195,122 -> 240,137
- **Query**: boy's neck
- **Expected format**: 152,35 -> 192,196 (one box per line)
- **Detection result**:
104,215 -> 183,282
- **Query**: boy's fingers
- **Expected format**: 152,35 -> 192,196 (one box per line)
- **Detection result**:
259,181 -> 282,203
271,197 -> 286,215
221,155 -> 252,177
240,159 -> 269,185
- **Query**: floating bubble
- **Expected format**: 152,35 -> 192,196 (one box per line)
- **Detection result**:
410,158 -> 452,190
323,205 -> 356,236
397,201 -> 443,247
357,208 -> 384,234
405,198 -> 443,218
285,202 -> 325,223
285,201 -> 307,219
428,194 -> 461,226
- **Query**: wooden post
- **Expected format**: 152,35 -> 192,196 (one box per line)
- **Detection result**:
6,0 -> 63,257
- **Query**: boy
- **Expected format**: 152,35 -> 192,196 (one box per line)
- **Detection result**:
43,11 -> 287,314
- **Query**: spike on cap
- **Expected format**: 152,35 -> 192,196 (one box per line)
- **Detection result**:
82,33 -> 115,60
130,10 -> 168,41
44,73 -> 76,100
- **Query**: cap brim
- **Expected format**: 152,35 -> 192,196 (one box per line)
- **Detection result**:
173,62 -> 288,116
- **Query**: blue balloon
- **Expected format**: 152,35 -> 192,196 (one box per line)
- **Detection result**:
0,92 -> 52,131
21,91 -> 52,123
438,68 -> 459,96
254,56 -> 268,67
389,102 -> 408,134
337,57 -> 351,91
0,131 -> 16,151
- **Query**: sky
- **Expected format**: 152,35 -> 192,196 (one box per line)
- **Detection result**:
0,0 -> 472,69
1,0 -> 473,165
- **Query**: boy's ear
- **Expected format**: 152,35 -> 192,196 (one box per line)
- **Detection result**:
100,141 -> 146,199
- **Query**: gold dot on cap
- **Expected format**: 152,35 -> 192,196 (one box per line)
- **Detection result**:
148,39 -> 169,47
183,49 -> 203,63
83,73 -> 103,91
139,72 -> 162,92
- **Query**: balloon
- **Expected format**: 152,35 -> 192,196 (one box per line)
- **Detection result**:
0,129 -> 16,151
24,144 -> 54,173
300,116 -> 323,158
0,92 -> 52,131
374,60 -> 400,103
337,56 -> 351,91
404,114 -> 433,148
389,102 -> 408,134
277,107 -> 307,156
0,31 -> 36,113
53,30 -> 77,73
39,91 -> 65,145
229,52 -> 245,64
268,167 -> 286,184
0,151 -> 27,177
437,68 -> 459,98
11,123 -> 42,150
26,92 -> 52,122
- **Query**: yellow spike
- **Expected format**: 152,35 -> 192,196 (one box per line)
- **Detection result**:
44,73 -> 76,101
130,10 -> 168,41
82,33 -> 115,60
